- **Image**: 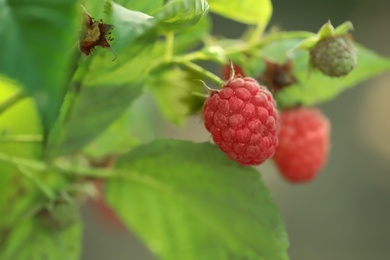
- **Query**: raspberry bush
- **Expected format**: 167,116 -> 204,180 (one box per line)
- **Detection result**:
0,0 -> 389,259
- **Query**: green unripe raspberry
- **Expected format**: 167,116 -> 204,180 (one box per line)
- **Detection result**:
310,34 -> 357,77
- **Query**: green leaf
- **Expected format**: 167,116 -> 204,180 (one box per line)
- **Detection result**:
0,0 -> 79,135
46,29 -> 162,156
0,204 -> 81,260
173,15 -> 211,54
49,82 -> 143,156
261,39 -> 390,107
83,106 -> 140,158
147,68 -> 206,126
150,15 -> 211,65
106,140 -> 289,260
0,79 -> 43,231
115,0 -> 164,14
208,0 -> 272,26
82,0 -> 106,18
155,0 -> 209,31
108,2 -> 156,51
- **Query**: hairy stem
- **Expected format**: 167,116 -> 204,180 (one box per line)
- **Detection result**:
178,61 -> 224,86
0,151 -> 47,172
249,23 -> 265,46
0,151 -> 116,180
165,31 -> 175,61
17,166 -> 55,200
0,135 -> 43,143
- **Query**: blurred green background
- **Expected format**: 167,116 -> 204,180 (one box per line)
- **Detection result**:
81,0 -> 390,259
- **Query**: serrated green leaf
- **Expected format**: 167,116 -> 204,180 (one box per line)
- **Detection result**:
0,0 -> 79,135
0,206 -> 81,260
147,68 -> 206,126
155,0 -> 209,31
208,0 -> 272,26
259,37 -> 390,107
106,140 -> 289,260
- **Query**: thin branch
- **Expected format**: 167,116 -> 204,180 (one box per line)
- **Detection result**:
0,135 -> 43,143
0,90 -> 27,116
178,61 -> 224,86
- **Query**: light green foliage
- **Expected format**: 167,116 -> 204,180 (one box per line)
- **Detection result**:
0,80 -> 82,259
115,0 -> 164,14
107,140 -> 289,260
0,80 -> 42,230
110,2 -> 156,51
46,4 -> 161,156
83,106 -> 140,158
171,14 -> 211,54
155,0 -> 209,31
0,206 -> 81,260
208,0 -> 272,26
147,68 -> 206,126
0,0 -> 79,135
47,1 -> 211,156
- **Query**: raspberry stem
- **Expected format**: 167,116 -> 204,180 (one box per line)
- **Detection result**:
0,90 -> 26,116
164,31 -> 175,61
45,58 -> 94,161
223,31 -> 315,57
0,151 -> 115,179
0,151 -> 47,172
17,165 -> 56,200
170,31 -> 315,65
179,61 -> 224,86
0,135 -> 43,143
248,23 -> 266,46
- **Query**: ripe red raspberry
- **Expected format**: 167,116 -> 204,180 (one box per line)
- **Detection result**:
92,180 -> 126,231
273,107 -> 330,183
203,77 -> 279,166
221,63 -> 246,80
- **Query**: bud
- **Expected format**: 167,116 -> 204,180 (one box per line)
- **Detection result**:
310,34 -> 356,77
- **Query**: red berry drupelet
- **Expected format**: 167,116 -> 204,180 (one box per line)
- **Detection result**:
273,107 -> 330,183
203,77 -> 280,166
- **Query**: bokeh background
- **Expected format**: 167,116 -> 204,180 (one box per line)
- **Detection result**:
81,0 -> 390,259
